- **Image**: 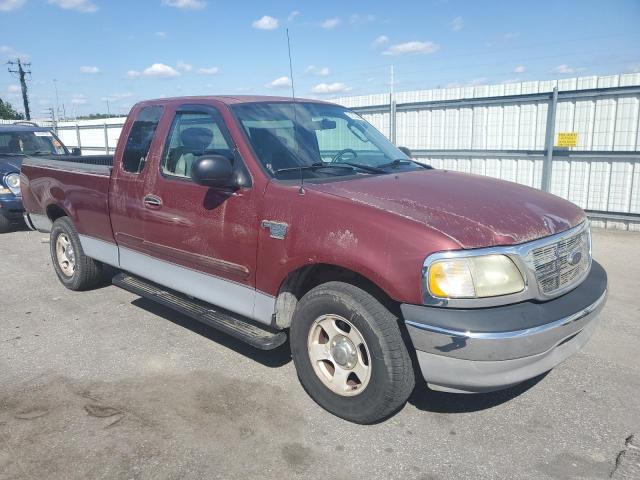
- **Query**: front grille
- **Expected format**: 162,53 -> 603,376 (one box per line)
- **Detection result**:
530,225 -> 591,296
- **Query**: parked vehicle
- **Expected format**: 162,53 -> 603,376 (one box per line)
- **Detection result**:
20,96 -> 607,423
0,123 -> 77,233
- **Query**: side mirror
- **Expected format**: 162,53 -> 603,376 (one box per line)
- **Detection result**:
71,147 -> 82,156
398,146 -> 412,158
191,155 -> 235,188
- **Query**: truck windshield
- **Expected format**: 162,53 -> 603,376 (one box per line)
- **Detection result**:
232,102 -> 425,179
0,131 -> 67,156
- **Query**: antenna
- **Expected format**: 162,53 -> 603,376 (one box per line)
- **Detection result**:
286,28 -> 305,194
286,28 -> 296,101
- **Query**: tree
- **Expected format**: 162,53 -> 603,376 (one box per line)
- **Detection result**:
0,98 -> 24,120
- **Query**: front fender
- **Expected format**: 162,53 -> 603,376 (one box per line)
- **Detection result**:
256,183 -> 460,304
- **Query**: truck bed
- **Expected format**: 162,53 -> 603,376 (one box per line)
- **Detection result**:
20,155 -> 116,245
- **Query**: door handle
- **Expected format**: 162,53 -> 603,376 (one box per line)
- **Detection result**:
143,194 -> 163,208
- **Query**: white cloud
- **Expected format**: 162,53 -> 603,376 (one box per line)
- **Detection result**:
503,32 -> 519,41
350,13 -> 375,24
372,35 -> 389,47
7,84 -> 21,94
305,65 -> 330,77
154,31 -> 167,38
287,10 -> 299,21
252,15 -> 278,30
552,64 -> 575,74
198,66 -> 219,75
0,45 -> 29,61
265,76 -> 291,89
383,41 -> 439,56
71,94 -> 88,105
513,65 -> 526,74
311,82 -> 351,95
101,92 -> 133,102
48,0 -> 98,13
176,60 -> 192,72
0,0 -> 25,12
128,63 -> 181,79
450,16 -> 464,31
468,77 -> 488,86
80,66 -> 100,74
161,0 -> 206,10
320,17 -> 341,29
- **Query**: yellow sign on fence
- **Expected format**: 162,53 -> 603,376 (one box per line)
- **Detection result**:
556,132 -> 578,147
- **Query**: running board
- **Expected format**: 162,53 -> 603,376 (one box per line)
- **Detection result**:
112,273 -> 287,350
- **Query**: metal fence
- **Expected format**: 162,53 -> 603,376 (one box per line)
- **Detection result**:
334,74 -> 640,231
10,74 -> 639,230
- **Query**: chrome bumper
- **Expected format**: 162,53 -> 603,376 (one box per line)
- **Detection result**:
403,260 -> 607,393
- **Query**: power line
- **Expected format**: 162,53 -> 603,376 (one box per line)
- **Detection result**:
7,59 -> 32,120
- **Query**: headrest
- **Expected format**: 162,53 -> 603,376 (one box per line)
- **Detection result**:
180,127 -> 213,152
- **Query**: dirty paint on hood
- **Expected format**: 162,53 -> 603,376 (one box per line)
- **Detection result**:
309,169 -> 586,249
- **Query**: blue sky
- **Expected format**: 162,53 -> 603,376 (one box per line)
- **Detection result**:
1,0 -> 639,117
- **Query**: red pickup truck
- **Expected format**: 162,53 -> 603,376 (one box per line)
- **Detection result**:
21,96 -> 607,423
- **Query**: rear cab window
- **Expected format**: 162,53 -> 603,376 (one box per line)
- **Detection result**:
122,105 -> 164,174
161,111 -> 233,179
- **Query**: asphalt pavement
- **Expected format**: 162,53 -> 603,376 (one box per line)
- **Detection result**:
1,226 -> 639,479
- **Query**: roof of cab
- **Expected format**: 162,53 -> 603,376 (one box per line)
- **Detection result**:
0,123 -> 51,133
135,95 -> 334,108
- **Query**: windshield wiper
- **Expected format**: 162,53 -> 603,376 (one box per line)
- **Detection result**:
275,162 -> 367,176
331,161 -> 386,174
27,150 -> 53,156
377,158 -> 432,170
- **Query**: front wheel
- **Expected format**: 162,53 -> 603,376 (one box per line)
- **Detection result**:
50,217 -> 103,290
290,281 -> 415,424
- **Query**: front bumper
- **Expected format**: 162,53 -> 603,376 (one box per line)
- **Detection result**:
0,196 -> 24,221
402,261 -> 607,393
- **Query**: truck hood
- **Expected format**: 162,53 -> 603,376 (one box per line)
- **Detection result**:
310,169 -> 586,249
0,155 -> 22,176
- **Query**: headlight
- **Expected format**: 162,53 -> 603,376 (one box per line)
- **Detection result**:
426,254 -> 525,299
3,173 -> 20,196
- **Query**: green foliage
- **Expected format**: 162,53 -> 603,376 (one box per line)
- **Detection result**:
0,98 -> 24,120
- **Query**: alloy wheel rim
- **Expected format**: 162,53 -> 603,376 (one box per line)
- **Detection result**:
307,314 -> 372,396
56,233 -> 76,277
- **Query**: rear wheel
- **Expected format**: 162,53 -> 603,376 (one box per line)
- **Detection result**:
290,281 -> 415,424
50,217 -> 103,290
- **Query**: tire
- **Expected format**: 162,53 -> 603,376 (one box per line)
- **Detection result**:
0,215 -> 11,233
50,217 -> 103,290
290,281 -> 415,424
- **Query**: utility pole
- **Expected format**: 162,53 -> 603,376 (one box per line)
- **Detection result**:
53,79 -> 61,121
7,59 -> 32,120
389,65 -> 397,145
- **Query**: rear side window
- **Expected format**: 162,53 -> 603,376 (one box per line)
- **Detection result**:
122,105 -> 164,173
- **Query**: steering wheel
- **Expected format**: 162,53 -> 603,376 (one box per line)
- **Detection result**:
331,148 -> 358,164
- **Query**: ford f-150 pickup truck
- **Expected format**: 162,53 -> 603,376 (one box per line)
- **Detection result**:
20,96 -> 607,423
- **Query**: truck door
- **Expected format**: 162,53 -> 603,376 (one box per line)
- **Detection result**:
109,104 -> 165,254
129,104 -> 270,324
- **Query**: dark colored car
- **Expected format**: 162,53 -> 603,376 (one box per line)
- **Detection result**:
0,123 -> 72,232
20,96 -> 607,423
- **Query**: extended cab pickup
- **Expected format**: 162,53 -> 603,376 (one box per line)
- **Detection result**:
20,96 -> 607,423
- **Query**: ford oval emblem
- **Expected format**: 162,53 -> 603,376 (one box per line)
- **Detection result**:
568,250 -> 582,266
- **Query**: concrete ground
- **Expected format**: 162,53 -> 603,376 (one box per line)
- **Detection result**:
1,227 -> 639,480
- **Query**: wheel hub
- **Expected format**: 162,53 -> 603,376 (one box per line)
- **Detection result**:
330,335 -> 357,369
307,314 -> 372,397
